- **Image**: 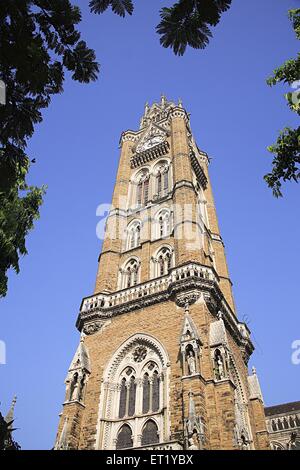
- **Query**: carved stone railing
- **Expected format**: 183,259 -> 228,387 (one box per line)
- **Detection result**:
80,262 -> 217,314
136,440 -> 183,450
76,261 -> 253,358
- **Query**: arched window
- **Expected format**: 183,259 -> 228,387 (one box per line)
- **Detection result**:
119,378 -> 127,418
120,258 -> 140,289
157,172 -> 162,196
98,334 -> 169,449
141,420 -> 159,446
152,247 -> 173,278
127,221 -> 141,250
142,373 -> 150,414
128,376 -> 136,417
152,371 -> 160,412
157,210 -> 171,238
272,420 -> 277,432
163,170 -> 169,192
116,424 -> 133,449
154,162 -> 170,198
141,362 -> 160,414
135,171 -> 150,207
118,368 -> 136,418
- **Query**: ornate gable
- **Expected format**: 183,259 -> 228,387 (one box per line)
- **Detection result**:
135,122 -> 169,153
180,311 -> 201,345
68,337 -> 91,374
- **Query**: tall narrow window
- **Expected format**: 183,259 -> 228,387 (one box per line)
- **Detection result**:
116,424 -> 133,449
142,373 -> 150,414
163,169 -> 169,191
136,225 -> 141,246
157,173 -> 162,196
152,371 -> 160,412
130,231 -> 135,249
128,376 -> 136,417
127,222 -> 141,250
141,420 -> 159,446
136,172 -> 150,207
155,247 -> 172,277
137,182 -> 143,206
119,378 -> 127,418
159,216 -> 164,237
158,256 -> 164,276
144,178 -> 149,205
157,211 -> 171,239
122,259 -> 140,289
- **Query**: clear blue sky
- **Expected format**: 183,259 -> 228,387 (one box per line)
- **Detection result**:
1,0 -> 299,450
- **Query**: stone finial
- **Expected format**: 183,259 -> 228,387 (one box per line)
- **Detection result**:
178,98 -> 183,108
217,311 -> 223,320
144,102 -> 149,115
5,395 -> 17,428
252,366 -> 256,375
161,94 -> 166,107
184,302 -> 190,315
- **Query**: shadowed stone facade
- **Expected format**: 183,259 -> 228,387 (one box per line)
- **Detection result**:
54,97 -> 270,450
265,401 -> 300,450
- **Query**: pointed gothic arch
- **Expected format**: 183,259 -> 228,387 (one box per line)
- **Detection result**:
131,168 -> 151,208
141,419 -> 159,446
150,245 -> 174,279
152,160 -> 171,199
119,257 -> 140,289
96,333 -> 170,449
154,208 -> 172,239
126,219 -> 141,250
116,423 -> 133,450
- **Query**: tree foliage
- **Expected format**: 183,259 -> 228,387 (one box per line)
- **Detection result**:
0,1 -> 99,297
0,410 -> 20,450
0,0 -> 233,298
89,0 -> 232,55
264,9 -> 300,197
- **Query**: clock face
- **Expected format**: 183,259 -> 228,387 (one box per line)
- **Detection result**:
139,135 -> 164,151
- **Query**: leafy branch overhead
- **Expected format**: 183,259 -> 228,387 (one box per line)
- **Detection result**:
89,0 -> 232,55
264,9 -> 300,197
0,0 -> 99,297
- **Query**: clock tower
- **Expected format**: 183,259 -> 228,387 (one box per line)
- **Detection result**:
54,96 -> 269,450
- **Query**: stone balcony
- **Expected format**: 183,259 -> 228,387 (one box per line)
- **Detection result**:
76,262 -> 253,360
80,262 -> 217,314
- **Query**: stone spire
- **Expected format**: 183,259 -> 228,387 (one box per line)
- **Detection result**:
5,395 -> 17,430
56,417 -> 69,450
